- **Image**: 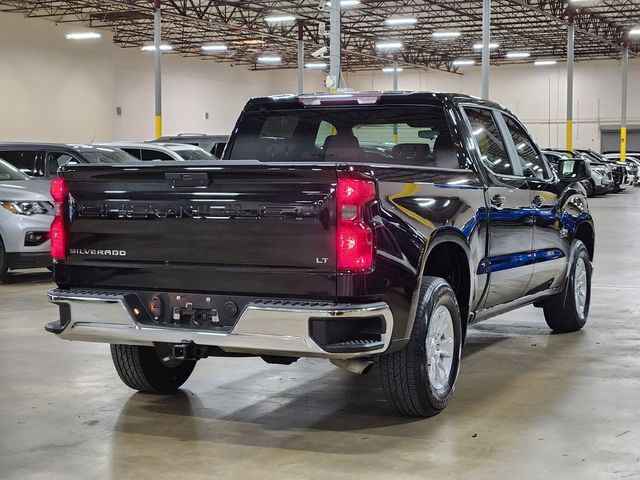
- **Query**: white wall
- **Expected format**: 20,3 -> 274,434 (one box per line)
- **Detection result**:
345,59 -> 640,151
1,10 -> 638,151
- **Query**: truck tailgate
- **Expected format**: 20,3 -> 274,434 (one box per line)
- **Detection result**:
59,163 -> 338,297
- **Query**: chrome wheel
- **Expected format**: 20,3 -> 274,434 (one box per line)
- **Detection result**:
574,257 -> 588,320
426,305 -> 455,390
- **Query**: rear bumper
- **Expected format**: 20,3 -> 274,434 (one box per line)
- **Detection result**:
46,289 -> 394,359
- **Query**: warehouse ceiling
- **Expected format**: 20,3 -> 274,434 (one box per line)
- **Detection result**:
0,0 -> 638,72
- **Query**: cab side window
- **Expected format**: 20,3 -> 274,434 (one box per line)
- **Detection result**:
47,152 -> 79,175
141,149 -> 173,161
463,107 -> 513,176
502,115 -> 549,180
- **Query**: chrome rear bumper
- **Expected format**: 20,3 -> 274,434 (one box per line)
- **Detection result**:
46,289 -> 393,359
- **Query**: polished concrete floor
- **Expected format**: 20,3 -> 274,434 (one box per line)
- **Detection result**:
1,188 -> 639,480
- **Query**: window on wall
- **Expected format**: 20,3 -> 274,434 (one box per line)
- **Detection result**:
463,107 -> 513,176
502,115 -> 549,180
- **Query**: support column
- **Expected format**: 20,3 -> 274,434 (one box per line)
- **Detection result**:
621,43 -> 629,161
393,58 -> 399,143
328,0 -> 341,93
481,0 -> 491,100
154,0 -> 162,138
566,19 -> 575,150
297,22 -> 304,95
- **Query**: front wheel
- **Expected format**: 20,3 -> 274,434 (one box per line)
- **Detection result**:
543,240 -> 592,332
0,239 -> 9,282
110,344 -> 197,394
379,276 -> 463,417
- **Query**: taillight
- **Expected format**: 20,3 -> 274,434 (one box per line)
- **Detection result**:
336,177 -> 376,272
50,177 -> 67,260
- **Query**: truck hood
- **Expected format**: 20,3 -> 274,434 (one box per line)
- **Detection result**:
0,179 -> 53,202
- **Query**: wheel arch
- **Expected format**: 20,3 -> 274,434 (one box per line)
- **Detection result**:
417,229 -> 474,340
573,220 -> 595,260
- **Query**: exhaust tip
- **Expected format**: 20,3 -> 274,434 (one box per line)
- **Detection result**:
330,358 -> 375,375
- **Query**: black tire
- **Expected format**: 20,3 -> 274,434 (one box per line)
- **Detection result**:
543,240 -> 591,333
379,276 -> 463,417
585,180 -> 595,198
110,344 -> 197,394
0,237 -> 9,282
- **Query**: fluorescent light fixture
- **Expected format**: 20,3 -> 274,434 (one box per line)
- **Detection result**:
629,27 -> 640,35
141,44 -> 172,51
376,41 -> 403,50
257,55 -> 282,63
264,15 -> 296,23
65,32 -> 101,40
382,67 -> 404,73
385,17 -> 418,26
534,59 -> 557,66
327,0 -> 361,6
202,44 -> 228,52
432,31 -> 461,39
452,59 -> 475,66
305,62 -> 327,69
506,51 -> 530,58
472,42 -> 499,49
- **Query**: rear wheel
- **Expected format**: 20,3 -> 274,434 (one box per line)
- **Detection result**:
379,276 -> 462,417
543,240 -> 591,332
110,344 -> 197,394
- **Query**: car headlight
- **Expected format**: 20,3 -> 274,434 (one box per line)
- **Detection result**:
0,201 -> 54,216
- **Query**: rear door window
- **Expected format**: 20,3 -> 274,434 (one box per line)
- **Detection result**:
121,148 -> 142,160
0,150 -> 38,176
462,107 -> 514,176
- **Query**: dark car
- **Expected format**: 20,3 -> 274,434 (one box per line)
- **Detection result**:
543,149 -> 612,196
153,134 -> 229,159
0,143 -> 138,179
45,92 -> 594,417
575,148 -> 630,192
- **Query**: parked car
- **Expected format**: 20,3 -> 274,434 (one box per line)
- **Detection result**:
603,153 -> 639,185
574,149 -> 631,192
543,149 -> 612,196
153,134 -> 229,159
0,143 -> 138,180
45,92 -> 595,417
0,159 -> 53,280
99,142 -> 215,162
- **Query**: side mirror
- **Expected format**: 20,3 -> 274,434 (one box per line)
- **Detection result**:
557,159 -> 590,182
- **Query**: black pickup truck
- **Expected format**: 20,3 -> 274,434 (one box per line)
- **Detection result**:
45,92 -> 595,417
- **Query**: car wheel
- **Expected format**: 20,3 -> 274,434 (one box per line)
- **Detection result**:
585,180 -> 595,198
542,240 -> 591,333
0,237 -> 9,282
379,276 -> 462,417
110,344 -> 197,394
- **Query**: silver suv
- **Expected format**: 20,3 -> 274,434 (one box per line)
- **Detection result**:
0,159 -> 53,280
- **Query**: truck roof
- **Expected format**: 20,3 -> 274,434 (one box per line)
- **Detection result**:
244,91 -> 510,113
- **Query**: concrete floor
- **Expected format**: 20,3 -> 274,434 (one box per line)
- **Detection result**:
1,189 -> 639,480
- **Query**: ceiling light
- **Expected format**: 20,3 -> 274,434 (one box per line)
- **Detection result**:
385,17 -> 418,26
141,44 -> 172,51
534,59 -> 557,66
432,31 -> 461,39
264,15 -> 296,23
234,39 -> 264,45
305,62 -> 327,69
472,42 -> 499,49
202,44 -> 228,52
376,41 -> 403,50
258,55 -> 282,64
452,59 -> 475,66
629,27 -> 640,35
506,51 -> 530,58
65,32 -> 101,40
382,67 -> 404,73
327,0 -> 361,6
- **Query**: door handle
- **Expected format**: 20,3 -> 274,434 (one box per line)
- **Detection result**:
490,194 -> 506,208
532,194 -> 543,207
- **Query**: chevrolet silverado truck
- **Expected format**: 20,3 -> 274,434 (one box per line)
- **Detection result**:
45,92 -> 595,417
